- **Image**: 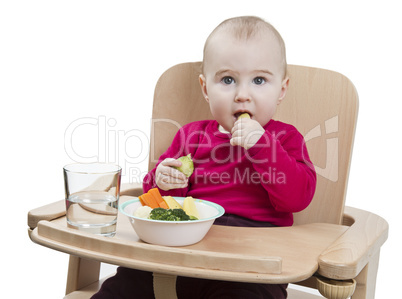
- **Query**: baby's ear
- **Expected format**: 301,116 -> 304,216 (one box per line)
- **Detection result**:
278,77 -> 289,105
199,74 -> 209,103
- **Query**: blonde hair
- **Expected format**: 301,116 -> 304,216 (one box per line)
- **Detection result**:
202,16 -> 287,78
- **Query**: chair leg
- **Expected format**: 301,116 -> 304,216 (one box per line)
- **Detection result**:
65,255 -> 101,295
153,272 -> 178,299
351,250 -> 380,299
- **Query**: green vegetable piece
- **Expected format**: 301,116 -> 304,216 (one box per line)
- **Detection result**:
149,208 -> 168,220
149,208 -> 196,221
174,154 -> 194,177
170,209 -> 190,221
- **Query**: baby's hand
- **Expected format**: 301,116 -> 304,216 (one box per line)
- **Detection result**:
230,118 -> 265,150
155,158 -> 189,191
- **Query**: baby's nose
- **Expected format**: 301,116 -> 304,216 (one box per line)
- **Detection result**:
235,85 -> 251,102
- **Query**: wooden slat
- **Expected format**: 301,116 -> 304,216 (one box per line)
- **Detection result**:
64,275 -> 112,299
65,256 -> 100,295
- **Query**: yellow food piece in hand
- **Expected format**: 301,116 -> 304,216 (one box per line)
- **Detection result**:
163,196 -> 183,209
238,113 -> 250,119
183,196 -> 199,219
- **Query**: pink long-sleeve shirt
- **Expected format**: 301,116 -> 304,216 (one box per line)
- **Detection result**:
143,119 -> 316,226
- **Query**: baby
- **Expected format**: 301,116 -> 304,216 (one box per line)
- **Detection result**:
93,16 -> 316,299
146,16 -> 316,228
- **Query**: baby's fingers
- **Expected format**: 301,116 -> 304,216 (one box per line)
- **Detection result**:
230,136 -> 242,147
161,158 -> 182,168
230,123 -> 244,146
158,171 -> 188,184
156,171 -> 188,191
231,118 -> 250,133
157,159 -> 186,179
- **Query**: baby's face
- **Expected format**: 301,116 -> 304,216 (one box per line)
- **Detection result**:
200,30 -> 288,132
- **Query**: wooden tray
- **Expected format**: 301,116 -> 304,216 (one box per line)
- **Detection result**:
29,197 -> 348,284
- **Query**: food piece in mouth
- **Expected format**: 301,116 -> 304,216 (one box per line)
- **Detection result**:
238,113 -> 250,119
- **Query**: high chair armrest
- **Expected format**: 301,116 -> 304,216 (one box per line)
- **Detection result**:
27,183 -> 142,232
28,200 -> 66,231
120,182 -> 143,197
318,206 -> 389,279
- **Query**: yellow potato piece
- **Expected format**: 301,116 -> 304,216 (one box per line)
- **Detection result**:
238,113 -> 250,119
183,196 -> 199,219
162,196 -> 183,209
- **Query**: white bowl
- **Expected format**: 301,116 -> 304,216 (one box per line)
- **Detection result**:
120,197 -> 225,246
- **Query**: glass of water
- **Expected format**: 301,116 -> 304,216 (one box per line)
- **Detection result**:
63,163 -> 122,237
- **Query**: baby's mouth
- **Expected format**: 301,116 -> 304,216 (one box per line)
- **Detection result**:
234,112 -> 251,120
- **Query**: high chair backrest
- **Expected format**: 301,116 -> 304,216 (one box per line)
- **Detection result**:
149,62 -> 358,226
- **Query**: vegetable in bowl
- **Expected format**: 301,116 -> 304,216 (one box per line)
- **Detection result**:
136,188 -> 200,221
149,208 -> 198,221
120,197 -> 225,246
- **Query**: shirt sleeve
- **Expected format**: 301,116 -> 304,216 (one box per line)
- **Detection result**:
247,128 -> 317,213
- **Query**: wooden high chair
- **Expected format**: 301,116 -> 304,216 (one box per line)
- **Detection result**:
28,63 -> 388,299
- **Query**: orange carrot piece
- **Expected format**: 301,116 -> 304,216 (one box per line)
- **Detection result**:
145,193 -> 159,209
139,193 -> 158,209
148,188 -> 168,209
139,195 -> 146,206
148,188 -> 160,196
139,194 -> 150,207
158,200 -> 169,209
139,188 -> 170,209
148,192 -> 161,208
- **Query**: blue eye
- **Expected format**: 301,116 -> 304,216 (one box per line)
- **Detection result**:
222,76 -> 235,84
253,77 -> 265,85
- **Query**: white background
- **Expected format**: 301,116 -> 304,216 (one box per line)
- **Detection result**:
1,0 -> 400,297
